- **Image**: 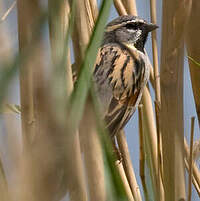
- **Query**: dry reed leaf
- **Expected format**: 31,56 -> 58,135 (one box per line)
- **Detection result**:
193,139 -> 200,161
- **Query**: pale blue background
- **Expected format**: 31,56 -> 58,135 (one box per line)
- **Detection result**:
0,0 -> 199,200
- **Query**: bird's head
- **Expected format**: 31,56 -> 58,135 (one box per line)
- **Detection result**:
103,15 -> 158,52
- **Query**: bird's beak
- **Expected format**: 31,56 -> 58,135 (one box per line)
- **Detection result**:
146,23 -> 159,32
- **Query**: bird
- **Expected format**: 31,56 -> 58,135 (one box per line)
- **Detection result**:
93,15 -> 158,141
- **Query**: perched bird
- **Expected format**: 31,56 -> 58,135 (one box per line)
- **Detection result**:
93,15 -> 158,139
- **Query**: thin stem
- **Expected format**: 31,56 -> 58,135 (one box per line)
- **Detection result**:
188,117 -> 195,201
115,161 -> 135,201
117,130 -> 142,201
0,1 -> 16,22
184,138 -> 200,194
185,158 -> 200,197
149,2 -> 163,198
138,105 -> 149,201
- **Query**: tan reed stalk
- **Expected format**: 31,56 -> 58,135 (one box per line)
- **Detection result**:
138,105 -> 148,201
117,130 -> 142,201
115,161 -> 135,201
113,0 -> 127,15
141,86 -> 164,201
149,0 -> 163,200
160,1 -> 192,200
184,138 -> 200,193
48,1 -> 87,201
84,0 -> 95,34
80,100 -> 105,201
17,1 -> 83,200
16,1 -> 54,200
69,0 -> 90,72
149,0 -> 160,102
188,117 -> 195,201
89,0 -> 98,22
71,1 -> 107,200
61,1 -> 74,98
121,0 -> 137,16
0,158 -> 10,201
186,0 -> 200,128
149,67 -> 155,90
17,0 -> 36,146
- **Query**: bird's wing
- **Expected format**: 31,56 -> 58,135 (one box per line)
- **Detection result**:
93,43 -> 148,137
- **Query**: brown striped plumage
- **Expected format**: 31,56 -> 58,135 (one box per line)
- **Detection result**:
93,15 -> 158,138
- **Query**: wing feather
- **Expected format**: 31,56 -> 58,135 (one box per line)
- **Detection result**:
93,43 -> 149,137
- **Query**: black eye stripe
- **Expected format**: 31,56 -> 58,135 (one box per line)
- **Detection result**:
125,22 -> 143,30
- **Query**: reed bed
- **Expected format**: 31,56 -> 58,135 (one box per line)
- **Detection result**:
0,0 -> 200,201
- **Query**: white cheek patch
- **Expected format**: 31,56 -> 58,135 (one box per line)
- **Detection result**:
128,29 -> 142,41
135,29 -> 142,40
127,29 -> 136,33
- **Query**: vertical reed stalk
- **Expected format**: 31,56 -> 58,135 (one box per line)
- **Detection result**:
89,0 -> 98,21
17,0 -> 36,146
70,1 -> 113,200
0,158 -> 10,201
138,105 -> 148,201
149,0 -> 163,200
17,1 -> 54,200
115,162 -> 135,201
48,1 -> 87,201
121,0 -> 137,16
70,0 -> 90,71
80,100 -> 105,201
113,0 -> 127,15
160,1 -> 191,200
141,87 -> 163,201
117,130 -> 142,201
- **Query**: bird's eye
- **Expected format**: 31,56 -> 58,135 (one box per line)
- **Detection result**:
125,23 -> 139,30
